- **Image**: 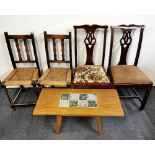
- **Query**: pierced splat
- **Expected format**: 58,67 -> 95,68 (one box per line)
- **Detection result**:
118,29 -> 133,65
83,26 -> 98,65
84,31 -> 96,65
74,25 -> 108,67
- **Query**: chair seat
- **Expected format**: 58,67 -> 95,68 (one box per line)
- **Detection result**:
38,68 -> 71,86
111,65 -> 152,85
3,67 -> 39,86
73,65 -> 111,88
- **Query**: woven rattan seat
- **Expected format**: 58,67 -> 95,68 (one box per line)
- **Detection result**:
39,32 -> 73,87
3,67 -> 39,86
2,32 -> 40,110
38,68 -> 71,86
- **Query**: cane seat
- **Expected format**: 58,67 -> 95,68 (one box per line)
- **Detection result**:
3,67 -> 39,86
38,68 -> 71,86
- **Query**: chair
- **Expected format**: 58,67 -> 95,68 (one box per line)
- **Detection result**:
2,32 -> 41,110
38,32 -> 72,87
73,24 -> 111,88
108,24 -> 153,110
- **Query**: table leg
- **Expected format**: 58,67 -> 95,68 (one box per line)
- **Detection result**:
96,116 -> 102,136
56,115 -> 62,135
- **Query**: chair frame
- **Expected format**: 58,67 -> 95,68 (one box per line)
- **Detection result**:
42,31 -> 73,87
108,24 -> 153,110
74,24 -> 108,67
73,24 -> 111,88
2,32 -> 41,110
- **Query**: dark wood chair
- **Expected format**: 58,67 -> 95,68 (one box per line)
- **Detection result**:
2,32 -> 41,110
38,31 -> 72,87
73,24 -> 112,88
108,24 -> 153,110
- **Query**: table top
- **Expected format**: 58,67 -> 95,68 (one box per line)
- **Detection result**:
33,88 -> 124,117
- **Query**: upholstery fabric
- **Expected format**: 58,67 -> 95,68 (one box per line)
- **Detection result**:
111,65 -> 152,85
73,65 -> 110,84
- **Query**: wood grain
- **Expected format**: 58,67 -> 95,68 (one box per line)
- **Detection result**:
56,115 -> 62,134
33,88 -> 124,117
96,117 -> 102,136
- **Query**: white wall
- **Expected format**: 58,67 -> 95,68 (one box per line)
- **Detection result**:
0,15 -> 155,85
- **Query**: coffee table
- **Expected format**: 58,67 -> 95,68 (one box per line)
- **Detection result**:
33,88 -> 124,136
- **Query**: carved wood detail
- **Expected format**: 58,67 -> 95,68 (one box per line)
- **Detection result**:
14,39 -> 22,62
23,39 -> 30,61
108,24 -> 145,69
52,39 -> 57,61
74,24 -> 108,66
84,30 -> 96,65
118,28 -> 132,65
44,31 -> 72,70
4,32 -> 40,75
61,39 -> 65,61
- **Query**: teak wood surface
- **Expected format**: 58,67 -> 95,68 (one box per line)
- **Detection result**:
33,88 -> 124,135
33,88 -> 124,117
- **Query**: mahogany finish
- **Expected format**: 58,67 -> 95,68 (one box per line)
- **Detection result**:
108,24 -> 152,110
118,28 -> 132,65
74,24 -> 108,67
108,24 -> 145,68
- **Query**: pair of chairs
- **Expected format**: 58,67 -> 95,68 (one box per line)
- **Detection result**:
1,24 -> 152,111
1,32 -> 72,110
73,24 -> 152,111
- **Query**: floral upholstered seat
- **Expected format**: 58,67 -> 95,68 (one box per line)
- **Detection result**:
73,65 -> 111,88
73,25 -> 111,88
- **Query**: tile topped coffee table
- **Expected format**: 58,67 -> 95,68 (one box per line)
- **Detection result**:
33,88 -> 124,136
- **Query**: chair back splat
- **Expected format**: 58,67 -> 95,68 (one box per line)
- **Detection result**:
108,24 -> 145,68
4,32 -> 40,76
74,24 -> 108,67
44,31 -> 72,70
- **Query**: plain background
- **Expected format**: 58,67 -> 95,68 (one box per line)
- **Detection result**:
0,0 -> 155,155
0,15 -> 155,85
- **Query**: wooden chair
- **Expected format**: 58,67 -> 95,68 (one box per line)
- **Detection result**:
73,24 -> 112,88
2,32 -> 41,110
108,24 -> 153,110
38,32 -> 72,87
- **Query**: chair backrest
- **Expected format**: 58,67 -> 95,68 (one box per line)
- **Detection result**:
4,32 -> 40,75
44,31 -> 72,70
74,24 -> 108,67
108,24 -> 145,68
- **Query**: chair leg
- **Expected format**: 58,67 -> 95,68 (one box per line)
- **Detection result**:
3,86 -> 16,111
33,84 -> 40,96
139,85 -> 152,111
21,86 -> 25,92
